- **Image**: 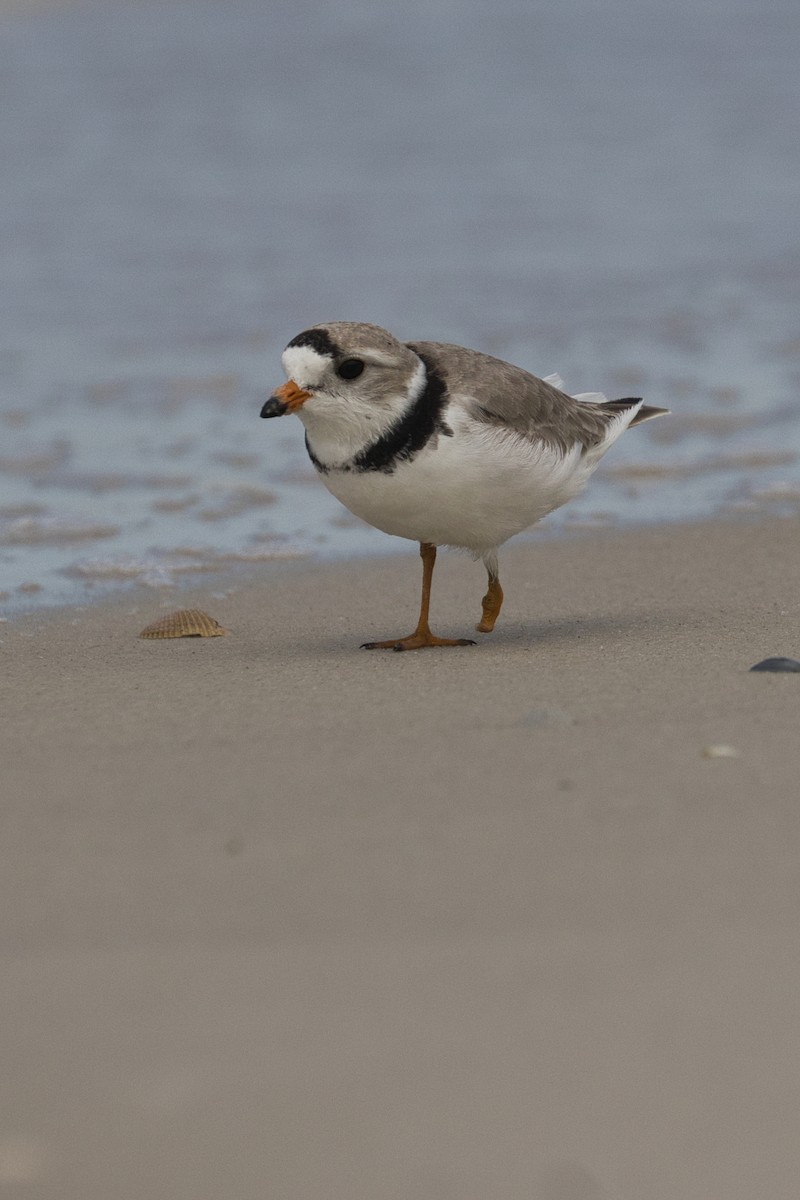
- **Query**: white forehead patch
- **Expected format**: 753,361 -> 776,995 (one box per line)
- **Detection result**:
281,345 -> 330,390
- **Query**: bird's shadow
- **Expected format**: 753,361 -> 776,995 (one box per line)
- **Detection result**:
299,606 -> 694,657
490,608 -> 688,647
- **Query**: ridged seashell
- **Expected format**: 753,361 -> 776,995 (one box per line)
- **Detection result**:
139,608 -> 229,639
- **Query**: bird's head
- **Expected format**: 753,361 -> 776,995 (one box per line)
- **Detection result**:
261,322 -> 425,441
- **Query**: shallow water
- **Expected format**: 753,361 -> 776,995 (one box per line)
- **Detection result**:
1,0 -> 799,612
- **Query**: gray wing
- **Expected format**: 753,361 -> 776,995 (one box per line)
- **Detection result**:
407,340 -> 637,454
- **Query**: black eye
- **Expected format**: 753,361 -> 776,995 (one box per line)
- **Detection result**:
336,358 -> 365,380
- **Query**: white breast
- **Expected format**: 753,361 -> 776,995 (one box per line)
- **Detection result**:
318,406 -> 597,553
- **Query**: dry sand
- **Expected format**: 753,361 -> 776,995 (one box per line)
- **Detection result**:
2,514 -> 800,1199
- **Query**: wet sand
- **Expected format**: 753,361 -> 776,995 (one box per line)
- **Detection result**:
2,514 -> 800,1197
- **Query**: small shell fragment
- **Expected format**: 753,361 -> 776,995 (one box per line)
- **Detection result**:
139,608 -> 229,639
702,744 -> 740,759
749,657 -> 800,673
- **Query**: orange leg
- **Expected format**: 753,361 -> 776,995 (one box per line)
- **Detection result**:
361,542 -> 476,651
476,568 -> 503,633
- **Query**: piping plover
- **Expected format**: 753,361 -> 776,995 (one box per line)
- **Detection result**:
261,322 -> 667,650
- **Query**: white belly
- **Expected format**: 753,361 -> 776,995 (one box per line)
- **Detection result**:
318,419 -> 594,553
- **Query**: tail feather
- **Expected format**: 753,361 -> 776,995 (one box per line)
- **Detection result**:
550,375 -> 670,431
599,397 -> 669,426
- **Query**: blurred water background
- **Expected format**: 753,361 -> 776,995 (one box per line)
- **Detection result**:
1,0 -> 798,613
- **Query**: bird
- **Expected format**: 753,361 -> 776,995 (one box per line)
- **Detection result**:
260,322 -> 668,650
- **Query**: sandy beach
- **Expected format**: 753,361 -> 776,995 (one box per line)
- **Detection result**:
2,513 -> 800,1198
3,0 -> 800,1192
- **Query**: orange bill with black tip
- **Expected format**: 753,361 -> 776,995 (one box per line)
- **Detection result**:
260,379 -> 312,419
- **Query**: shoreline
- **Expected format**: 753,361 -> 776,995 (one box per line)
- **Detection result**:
6,509 -> 800,834
1,504 -> 791,626
5,509 -> 800,817
5,509 -> 800,692
4,511 -> 800,1198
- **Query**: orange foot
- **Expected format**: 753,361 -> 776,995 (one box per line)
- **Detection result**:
475,576 -> 503,633
361,632 -> 476,652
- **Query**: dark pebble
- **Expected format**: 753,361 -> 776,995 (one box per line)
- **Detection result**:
749,657 -> 800,673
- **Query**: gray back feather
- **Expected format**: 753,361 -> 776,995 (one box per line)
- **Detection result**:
407,341 -> 657,453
